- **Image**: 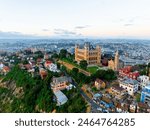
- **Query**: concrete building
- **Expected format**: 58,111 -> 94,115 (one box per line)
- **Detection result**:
110,86 -> 127,99
119,78 -> 138,96
51,76 -> 72,91
137,75 -> 150,88
44,60 -> 59,72
0,62 -> 4,70
75,42 -> 101,66
119,66 -> 140,80
141,85 -> 150,106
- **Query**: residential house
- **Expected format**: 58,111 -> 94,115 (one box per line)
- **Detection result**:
51,76 -> 72,91
2,66 -> 10,75
129,102 -> 137,113
44,60 -> 52,68
119,78 -> 139,96
94,78 -> 106,90
100,96 -> 114,109
141,84 -> 150,106
39,68 -> 48,79
137,75 -> 150,89
110,86 -> 127,99
44,54 -> 49,60
137,102 -> 149,113
0,63 -> 4,70
116,102 -> 129,113
44,60 -> 59,72
121,103 -> 129,113
119,66 -> 132,77
48,63 -> 59,72
116,103 -> 122,113
119,66 -> 139,80
128,71 -> 140,80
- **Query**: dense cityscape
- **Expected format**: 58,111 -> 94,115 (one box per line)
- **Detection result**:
0,39 -> 150,113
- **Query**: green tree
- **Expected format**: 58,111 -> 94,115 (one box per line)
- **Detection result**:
36,84 -> 55,112
147,63 -> 150,75
2,66 -> 55,113
44,71 -> 53,86
61,65 -> 67,72
71,68 -> 79,75
91,69 -> 116,81
56,62 -> 61,69
51,53 -> 59,59
136,93 -> 141,102
79,60 -> 88,70
59,49 -> 67,59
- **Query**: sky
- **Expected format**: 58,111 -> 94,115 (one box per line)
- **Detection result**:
0,0 -> 150,39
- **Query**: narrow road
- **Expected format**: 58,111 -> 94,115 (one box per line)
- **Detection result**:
80,89 -> 102,113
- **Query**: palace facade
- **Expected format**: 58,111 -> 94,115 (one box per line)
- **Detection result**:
75,42 -> 101,66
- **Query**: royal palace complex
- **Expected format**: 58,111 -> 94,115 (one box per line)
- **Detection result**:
75,42 -> 119,71
75,42 -> 101,66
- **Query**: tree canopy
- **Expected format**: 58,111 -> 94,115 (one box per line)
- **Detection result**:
79,60 -> 88,70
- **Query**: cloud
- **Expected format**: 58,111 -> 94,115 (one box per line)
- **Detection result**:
75,25 -> 90,29
0,31 -> 44,39
113,16 -> 138,25
0,29 -> 83,39
42,29 -> 50,32
124,23 -> 134,26
54,29 -> 82,37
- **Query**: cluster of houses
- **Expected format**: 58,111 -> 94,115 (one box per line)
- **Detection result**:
121,73 -> 150,112
18,57 -> 60,79
92,65 -> 150,113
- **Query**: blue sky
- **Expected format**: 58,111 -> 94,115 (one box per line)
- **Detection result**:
0,0 -> 150,39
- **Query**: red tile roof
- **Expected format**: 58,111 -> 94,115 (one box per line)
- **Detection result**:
3,66 -> 10,71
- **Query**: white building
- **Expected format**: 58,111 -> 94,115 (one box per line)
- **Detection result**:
66,84 -> 76,90
137,75 -> 150,88
54,90 -> 68,106
49,63 -> 59,72
0,63 -> 4,70
119,78 -> 139,96
44,61 -> 59,72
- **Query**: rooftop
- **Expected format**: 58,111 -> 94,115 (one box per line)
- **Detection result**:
54,90 -> 68,106
53,76 -> 72,84
122,78 -> 138,85
112,86 -> 125,92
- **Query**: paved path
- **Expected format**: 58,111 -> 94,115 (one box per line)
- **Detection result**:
58,60 -> 91,76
